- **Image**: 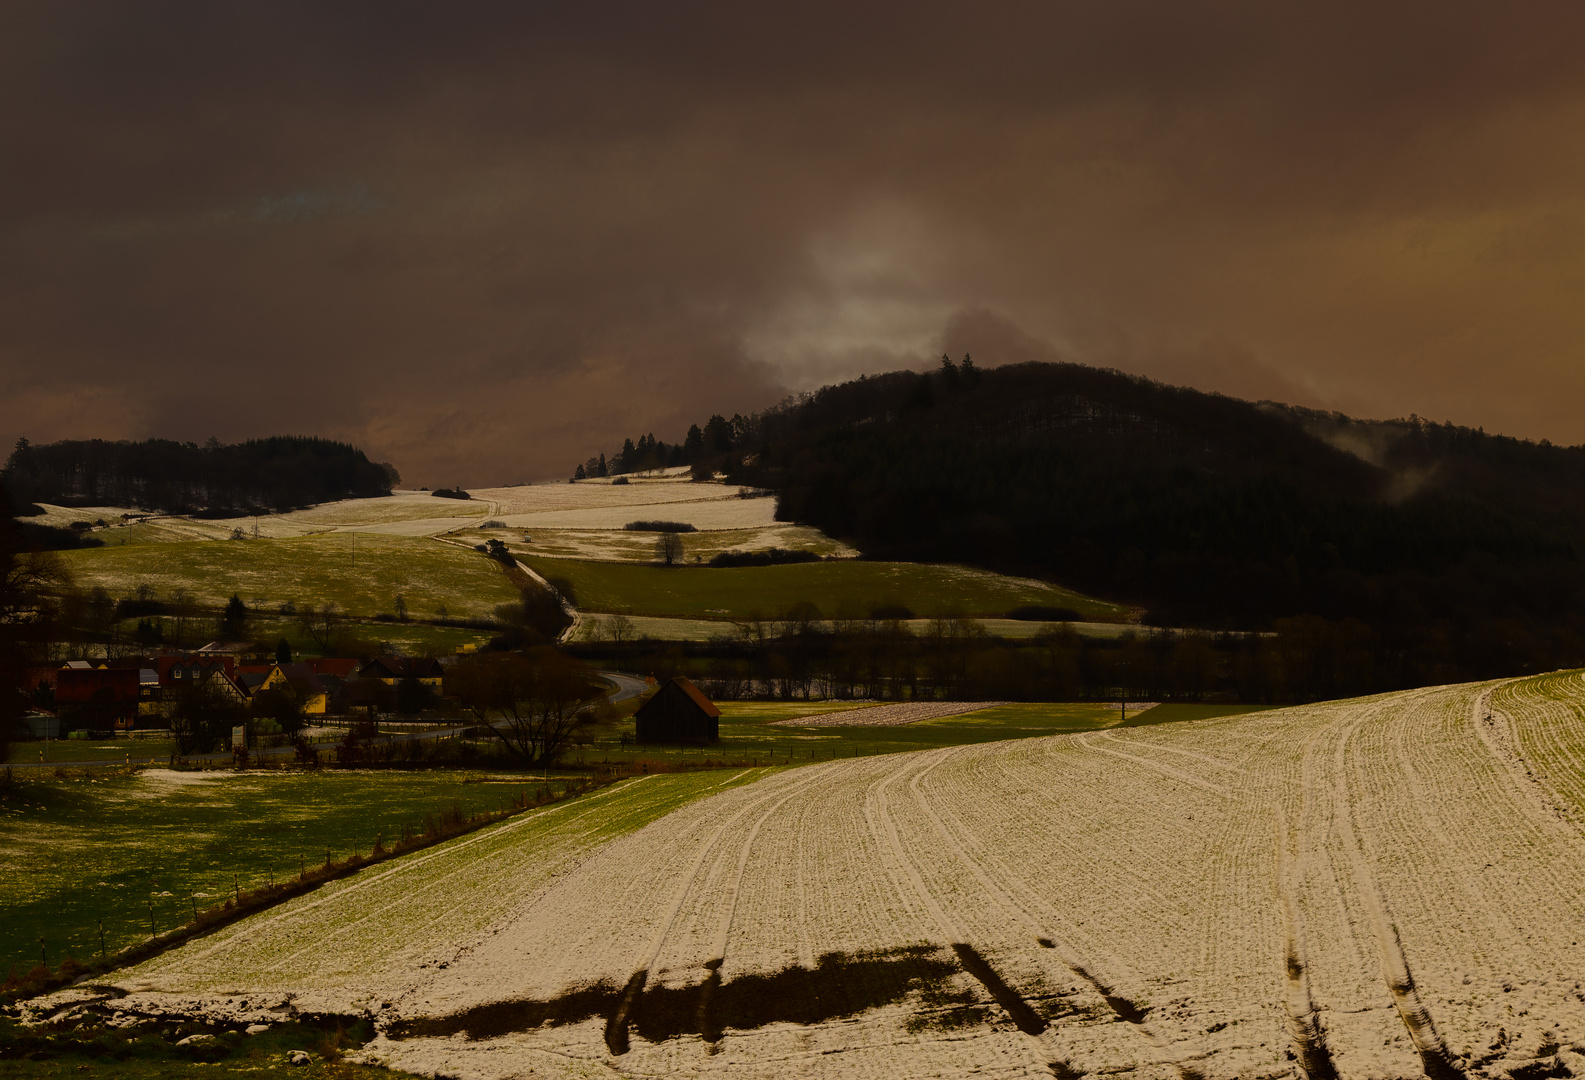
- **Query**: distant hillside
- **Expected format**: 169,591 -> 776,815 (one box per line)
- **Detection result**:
690,360 -> 1585,679
3,436 -> 398,519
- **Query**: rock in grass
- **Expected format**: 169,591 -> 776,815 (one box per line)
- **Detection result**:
176,1033 -> 214,1045
245,1023 -> 271,1034
288,1049 -> 312,1066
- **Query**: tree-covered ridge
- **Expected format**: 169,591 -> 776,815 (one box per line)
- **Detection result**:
571,414 -> 753,479
677,359 -> 1585,676
3,435 -> 399,516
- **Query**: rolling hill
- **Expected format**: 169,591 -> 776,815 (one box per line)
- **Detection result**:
76,671 -> 1585,1079
714,361 -> 1585,681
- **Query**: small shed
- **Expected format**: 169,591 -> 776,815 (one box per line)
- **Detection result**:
634,676 -> 720,744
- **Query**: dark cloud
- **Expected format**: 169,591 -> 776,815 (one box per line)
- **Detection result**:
3,1 -> 1585,484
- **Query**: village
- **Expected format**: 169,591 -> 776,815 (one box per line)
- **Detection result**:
15,636 -> 727,766
19,643 -> 444,750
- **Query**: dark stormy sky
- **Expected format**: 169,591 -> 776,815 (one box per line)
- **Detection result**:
4,2 -> 1585,486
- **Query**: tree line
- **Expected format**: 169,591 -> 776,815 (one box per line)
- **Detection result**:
3,435 -> 399,519
573,603 -> 1583,706
570,413 -> 757,480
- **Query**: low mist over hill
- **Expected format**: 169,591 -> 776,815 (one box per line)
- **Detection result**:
691,361 -> 1585,680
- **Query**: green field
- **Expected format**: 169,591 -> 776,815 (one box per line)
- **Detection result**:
55,534 -> 520,622
7,739 -> 177,766
714,701 -> 1124,758
0,769 -> 588,975
522,555 -> 1129,621
561,699 -> 1259,769
1119,702 -> 1272,726
245,616 -> 495,659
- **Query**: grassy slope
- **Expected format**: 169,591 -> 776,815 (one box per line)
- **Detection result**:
1120,703 -> 1271,727
243,616 -> 496,660
7,739 -> 177,765
0,769 -> 581,975
521,555 -> 1128,620
55,535 -> 519,621
123,771 -> 770,996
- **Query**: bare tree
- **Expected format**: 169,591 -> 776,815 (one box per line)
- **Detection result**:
449,649 -> 602,765
297,602 -> 341,652
169,588 -> 200,647
169,678 -> 246,755
655,531 -> 685,566
606,613 -> 636,648
733,610 -> 770,650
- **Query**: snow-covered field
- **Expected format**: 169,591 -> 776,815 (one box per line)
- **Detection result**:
767,701 -> 1014,727
507,524 -> 855,563
493,495 -> 779,532
570,614 -> 1139,643
78,672 -> 1585,1079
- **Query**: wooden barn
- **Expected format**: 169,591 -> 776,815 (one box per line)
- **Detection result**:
634,676 -> 720,744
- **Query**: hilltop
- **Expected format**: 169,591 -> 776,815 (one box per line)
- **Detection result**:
661,360 -> 1585,680
3,435 -> 398,524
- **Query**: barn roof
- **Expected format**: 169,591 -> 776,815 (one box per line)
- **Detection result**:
668,676 -> 720,717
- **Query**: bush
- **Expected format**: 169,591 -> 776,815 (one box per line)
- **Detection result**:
1006,604 -> 1083,621
708,548 -> 819,568
431,488 -> 471,499
546,576 -> 578,606
623,520 -> 697,532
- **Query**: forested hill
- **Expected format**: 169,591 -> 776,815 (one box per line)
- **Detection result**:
3,436 -> 398,517
718,360 -> 1585,675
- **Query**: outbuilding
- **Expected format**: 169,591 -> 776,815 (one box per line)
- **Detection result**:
633,676 -> 720,744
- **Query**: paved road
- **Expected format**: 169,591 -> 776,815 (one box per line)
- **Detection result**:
9,669 -> 649,771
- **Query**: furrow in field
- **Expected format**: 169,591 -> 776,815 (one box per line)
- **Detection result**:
599,783 -> 779,1054
934,736 -> 1282,1078
903,747 -> 1205,1080
112,774 -> 751,1015
1093,730 -> 1240,769
1275,805 -> 1339,1080
860,750 -> 1062,1078
1489,672 -> 1585,826
1327,689 -> 1471,1079
1070,732 -> 1234,797
1285,694 -> 1429,1079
